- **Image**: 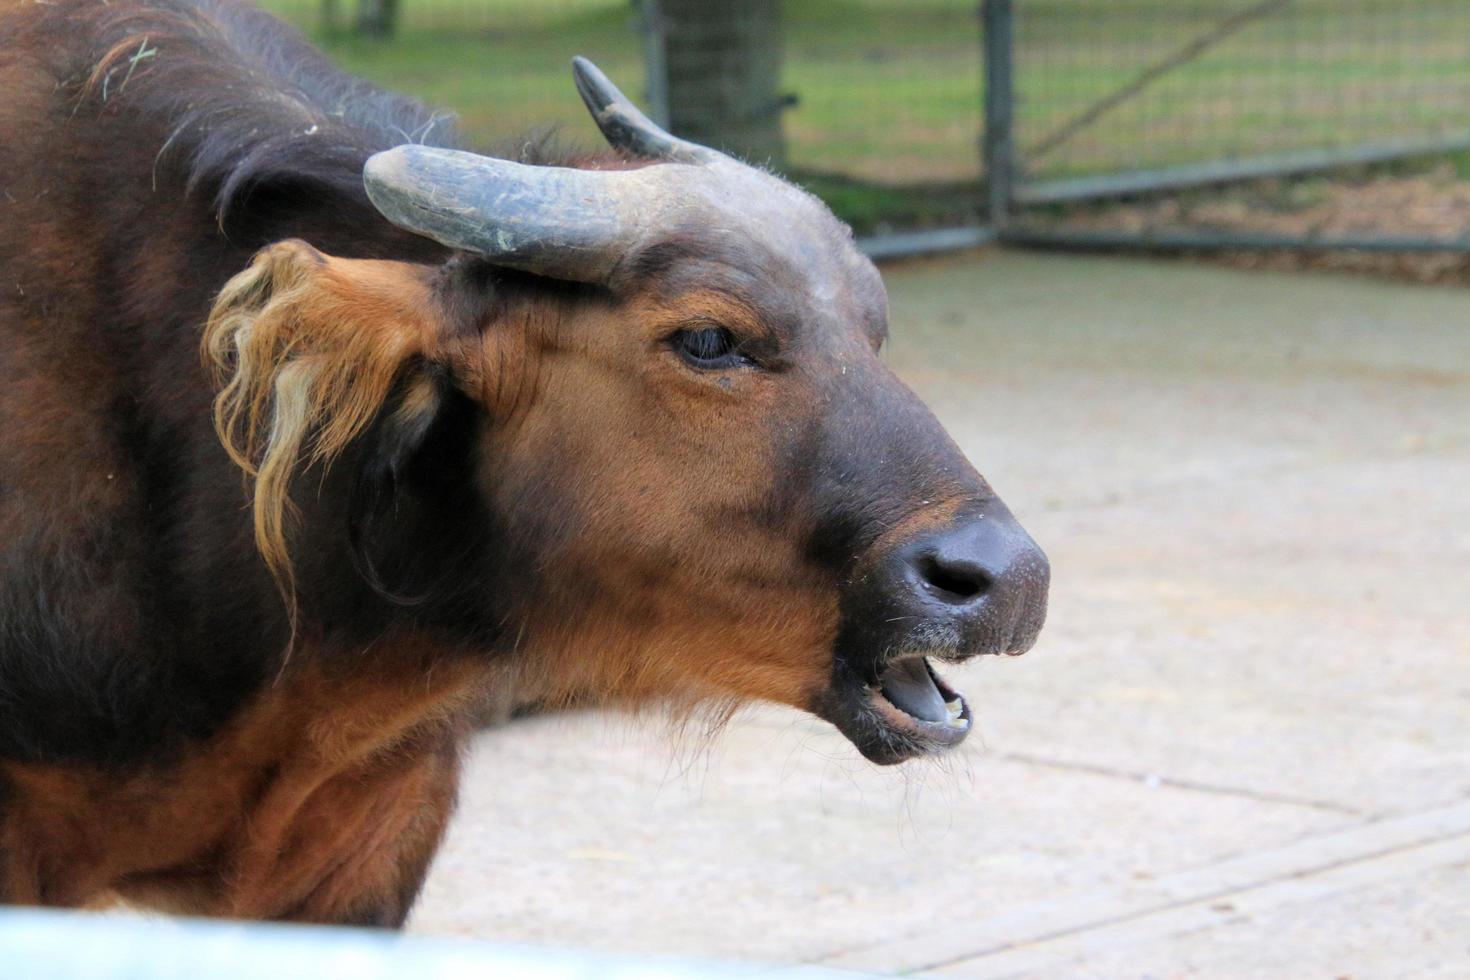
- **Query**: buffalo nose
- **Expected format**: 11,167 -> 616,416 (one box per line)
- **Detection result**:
894,514 -> 1050,656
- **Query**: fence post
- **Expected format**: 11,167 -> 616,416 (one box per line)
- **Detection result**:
982,0 -> 1016,229
635,0 -> 671,129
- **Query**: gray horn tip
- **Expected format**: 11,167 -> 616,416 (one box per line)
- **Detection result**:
569,56 -> 598,86
568,55 -> 710,164
361,146 -> 408,212
362,145 -> 445,219
569,56 -> 623,120
363,145 -> 409,183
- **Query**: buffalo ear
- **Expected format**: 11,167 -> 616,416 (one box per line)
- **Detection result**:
347,367 -> 444,599
206,240 -> 472,597
347,364 -> 488,604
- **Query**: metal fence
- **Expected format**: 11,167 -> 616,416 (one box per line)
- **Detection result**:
258,0 -> 989,241
257,0 -> 1470,254
992,0 -> 1470,252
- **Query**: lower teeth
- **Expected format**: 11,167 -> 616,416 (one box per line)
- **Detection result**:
945,698 -> 967,729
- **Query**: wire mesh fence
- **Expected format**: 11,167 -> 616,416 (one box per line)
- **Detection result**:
1015,0 -> 1470,186
783,0 -> 982,185
257,0 -> 988,237
1002,0 -> 1470,252
254,0 -> 1470,252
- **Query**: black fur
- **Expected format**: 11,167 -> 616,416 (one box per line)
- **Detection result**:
81,0 -> 460,224
0,0 -> 512,767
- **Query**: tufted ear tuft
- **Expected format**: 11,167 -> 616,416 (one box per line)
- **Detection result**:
204,240 -> 454,606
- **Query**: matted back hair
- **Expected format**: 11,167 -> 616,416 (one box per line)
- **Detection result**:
71,0 -> 459,223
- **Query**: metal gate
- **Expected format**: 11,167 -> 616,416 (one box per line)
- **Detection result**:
984,0 -> 1470,252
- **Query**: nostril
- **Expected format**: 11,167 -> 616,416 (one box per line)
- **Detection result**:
917,555 -> 990,603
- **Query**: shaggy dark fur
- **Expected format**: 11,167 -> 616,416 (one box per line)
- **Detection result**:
81,0 -> 459,223
0,0 -> 1048,928
0,0 -> 481,766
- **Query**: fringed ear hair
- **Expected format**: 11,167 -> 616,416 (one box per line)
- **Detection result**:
204,240 -> 443,603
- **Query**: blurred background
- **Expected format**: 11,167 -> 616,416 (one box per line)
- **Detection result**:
227,4 -> 1461,976
258,1 -> 1470,976
7,2 -> 1466,978
255,0 -> 1470,273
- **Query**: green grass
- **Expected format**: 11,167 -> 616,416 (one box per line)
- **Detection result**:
263,0 -> 989,183
267,1 -> 644,151
255,0 -> 1470,230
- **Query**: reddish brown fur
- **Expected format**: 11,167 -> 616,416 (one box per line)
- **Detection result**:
0,0 -> 845,913
0,0 -> 490,919
205,242 -> 456,620
2,643 -> 481,921
0,0 -> 1045,923
205,242 -> 846,717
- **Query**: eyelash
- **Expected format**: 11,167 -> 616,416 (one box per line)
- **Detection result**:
669,326 -> 753,370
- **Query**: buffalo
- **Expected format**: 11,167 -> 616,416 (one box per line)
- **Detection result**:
0,0 -> 1048,923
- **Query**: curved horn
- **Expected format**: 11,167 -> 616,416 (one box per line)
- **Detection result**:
363,144 -> 647,283
571,55 -> 714,164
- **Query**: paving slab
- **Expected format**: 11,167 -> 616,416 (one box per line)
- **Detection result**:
886,802 -> 1470,976
413,713 -> 1347,963
411,252 -> 1470,977
950,855 -> 1470,980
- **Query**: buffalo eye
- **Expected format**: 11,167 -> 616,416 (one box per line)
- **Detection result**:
670,326 -> 751,370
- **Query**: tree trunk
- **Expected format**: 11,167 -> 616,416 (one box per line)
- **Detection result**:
355,0 -> 399,38
656,0 -> 788,167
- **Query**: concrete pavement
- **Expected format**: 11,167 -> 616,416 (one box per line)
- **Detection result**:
411,251 -> 1470,978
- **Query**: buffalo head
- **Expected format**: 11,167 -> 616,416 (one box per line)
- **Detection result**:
207,59 -> 1048,765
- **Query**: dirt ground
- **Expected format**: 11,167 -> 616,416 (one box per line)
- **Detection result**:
1044,166 -> 1470,285
409,250 -> 1470,978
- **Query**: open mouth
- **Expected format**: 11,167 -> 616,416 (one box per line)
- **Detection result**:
871,656 -> 970,739
818,653 -> 973,765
